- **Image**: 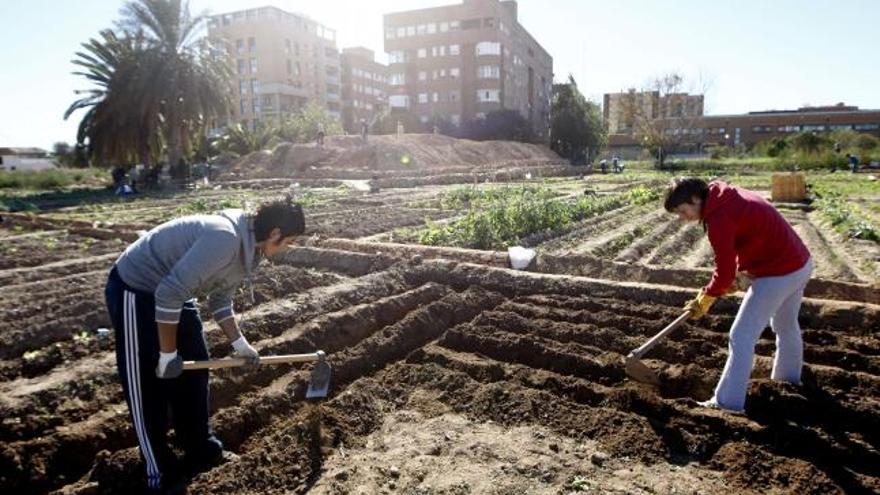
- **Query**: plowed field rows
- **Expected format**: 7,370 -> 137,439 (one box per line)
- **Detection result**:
1,173 -> 878,494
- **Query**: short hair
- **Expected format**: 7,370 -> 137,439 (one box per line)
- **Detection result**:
253,196 -> 305,241
663,177 -> 709,212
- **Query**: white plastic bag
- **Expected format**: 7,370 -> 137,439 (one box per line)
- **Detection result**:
508,246 -> 536,270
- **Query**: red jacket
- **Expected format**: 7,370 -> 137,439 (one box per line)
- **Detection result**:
702,181 -> 810,297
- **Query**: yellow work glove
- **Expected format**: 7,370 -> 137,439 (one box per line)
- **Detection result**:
684,290 -> 716,319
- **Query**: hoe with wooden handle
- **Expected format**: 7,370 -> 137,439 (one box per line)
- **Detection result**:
624,311 -> 691,386
183,350 -> 332,399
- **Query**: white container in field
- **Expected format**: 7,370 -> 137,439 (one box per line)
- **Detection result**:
508,246 -> 536,270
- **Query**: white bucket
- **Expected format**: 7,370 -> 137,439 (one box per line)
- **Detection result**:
508,246 -> 536,270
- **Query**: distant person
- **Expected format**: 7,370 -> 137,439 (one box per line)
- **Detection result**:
368,174 -> 380,194
846,153 -> 859,173
664,178 -> 811,414
360,118 -> 369,144
105,197 -> 305,491
396,120 -> 404,139
316,122 -> 326,148
112,166 -> 126,188
599,158 -> 608,174
612,155 -> 619,171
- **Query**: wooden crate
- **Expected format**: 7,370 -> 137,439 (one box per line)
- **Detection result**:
771,172 -> 806,202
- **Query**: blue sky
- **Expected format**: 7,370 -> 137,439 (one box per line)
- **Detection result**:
1,0 -> 877,149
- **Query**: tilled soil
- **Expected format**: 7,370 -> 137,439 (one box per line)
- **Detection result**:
2,258 -> 872,495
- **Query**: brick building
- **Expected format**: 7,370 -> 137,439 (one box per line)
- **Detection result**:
207,6 -> 341,129
607,103 -> 880,158
383,0 -> 552,138
339,47 -> 388,133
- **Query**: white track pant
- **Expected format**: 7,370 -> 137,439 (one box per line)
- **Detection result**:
711,258 -> 813,412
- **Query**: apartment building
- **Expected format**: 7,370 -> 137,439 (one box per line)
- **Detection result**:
603,90 -> 704,134
606,103 -> 880,157
383,0 -> 552,138
207,6 -> 341,129
340,47 -> 388,132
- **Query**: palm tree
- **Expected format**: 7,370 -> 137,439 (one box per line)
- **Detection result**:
216,123 -> 279,157
64,29 -> 161,166
66,0 -> 232,177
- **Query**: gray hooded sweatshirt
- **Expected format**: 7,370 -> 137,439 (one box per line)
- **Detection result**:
115,209 -> 260,324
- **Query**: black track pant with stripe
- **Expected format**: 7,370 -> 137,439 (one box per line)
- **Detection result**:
105,267 -> 222,489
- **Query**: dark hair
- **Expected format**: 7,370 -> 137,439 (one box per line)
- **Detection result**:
663,177 -> 709,212
254,196 -> 305,241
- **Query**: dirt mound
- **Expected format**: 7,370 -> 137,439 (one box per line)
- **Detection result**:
224,134 -> 562,180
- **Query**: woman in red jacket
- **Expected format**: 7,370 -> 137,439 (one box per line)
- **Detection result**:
664,177 -> 812,413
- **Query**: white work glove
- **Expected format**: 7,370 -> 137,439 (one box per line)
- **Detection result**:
232,335 -> 260,369
155,350 -> 183,379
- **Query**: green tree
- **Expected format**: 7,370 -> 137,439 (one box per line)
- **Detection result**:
65,0 -> 232,177
216,122 -> 279,157
278,102 -> 343,143
550,75 -> 606,163
370,109 -> 423,135
461,110 -> 534,142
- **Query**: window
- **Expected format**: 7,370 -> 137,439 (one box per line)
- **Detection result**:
432,92 -> 439,103
240,99 -> 246,114
250,79 -> 260,94
385,28 -> 396,40
802,124 -> 826,131
262,95 -> 272,106
250,58 -> 258,73
450,20 -> 460,30
417,24 -> 426,35
449,44 -> 460,56
418,71 -> 427,81
389,73 -> 406,85
855,123 -> 880,130
286,59 -> 292,74
427,23 -> 436,34
418,93 -> 428,104
417,48 -> 427,58
237,59 -> 246,75
449,90 -> 460,102
475,41 -> 501,56
236,39 -> 244,54
450,67 -> 460,78
284,39 -> 290,55
239,80 -> 247,94
440,22 -> 449,32
389,94 -> 409,108
406,26 -> 415,36
389,50 -> 406,63
450,114 -> 461,125
477,89 -> 500,102
252,100 -> 260,115
420,115 -> 430,124
477,65 -> 500,79
483,18 -> 495,28
397,27 -> 406,38
248,37 -> 256,52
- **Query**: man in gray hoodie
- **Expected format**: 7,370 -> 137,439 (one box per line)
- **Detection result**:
104,197 -> 304,491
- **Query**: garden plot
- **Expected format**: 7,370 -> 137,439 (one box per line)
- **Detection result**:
3,256 -> 878,495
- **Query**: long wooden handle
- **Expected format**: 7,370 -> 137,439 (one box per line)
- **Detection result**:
627,312 -> 691,360
183,352 -> 323,370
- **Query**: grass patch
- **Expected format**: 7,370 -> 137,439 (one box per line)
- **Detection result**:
815,197 -> 879,243
0,168 -> 107,190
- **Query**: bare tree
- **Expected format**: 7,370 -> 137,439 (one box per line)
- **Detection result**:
619,72 -> 709,169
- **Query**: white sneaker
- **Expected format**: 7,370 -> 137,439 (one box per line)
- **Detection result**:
697,399 -> 746,416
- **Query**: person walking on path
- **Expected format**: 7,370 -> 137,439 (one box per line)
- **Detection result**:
316,122 -> 326,148
104,197 -> 305,491
663,177 -> 812,413
360,118 -> 369,143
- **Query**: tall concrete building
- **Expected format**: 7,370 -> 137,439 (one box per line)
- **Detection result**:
340,47 -> 388,133
207,6 -> 341,129
603,90 -> 704,134
383,0 -> 552,138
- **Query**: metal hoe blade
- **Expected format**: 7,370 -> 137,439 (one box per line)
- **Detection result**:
624,354 -> 660,386
306,351 -> 331,399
